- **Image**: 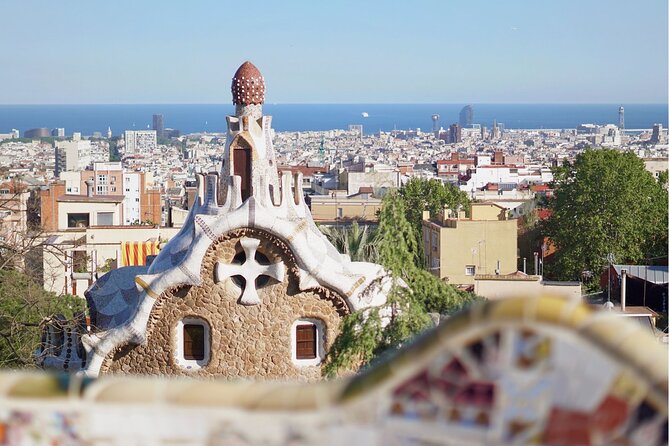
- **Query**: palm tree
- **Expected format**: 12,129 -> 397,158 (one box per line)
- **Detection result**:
320,221 -> 379,263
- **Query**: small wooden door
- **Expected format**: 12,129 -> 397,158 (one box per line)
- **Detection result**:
234,148 -> 251,201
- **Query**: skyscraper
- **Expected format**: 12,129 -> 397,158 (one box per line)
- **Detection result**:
448,123 -> 462,143
24,128 -> 50,138
491,119 -> 500,140
432,114 -> 440,136
459,105 -> 473,127
152,114 -> 164,138
618,106 -> 625,130
650,124 -> 665,144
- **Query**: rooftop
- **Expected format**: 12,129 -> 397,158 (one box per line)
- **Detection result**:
613,264 -> 669,284
57,194 -> 125,203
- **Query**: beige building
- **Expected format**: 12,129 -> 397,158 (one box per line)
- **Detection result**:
309,188 -> 382,222
643,157 -> 668,180
423,202 -> 517,285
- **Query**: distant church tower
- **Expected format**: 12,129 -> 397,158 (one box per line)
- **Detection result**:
36,61 -> 394,380
618,106 -> 625,130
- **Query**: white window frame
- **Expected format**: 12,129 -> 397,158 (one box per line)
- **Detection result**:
175,317 -> 211,370
465,265 -> 476,276
291,318 -> 325,367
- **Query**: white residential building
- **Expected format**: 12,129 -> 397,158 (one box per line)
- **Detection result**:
55,139 -> 92,174
124,130 -> 157,154
123,172 -> 142,224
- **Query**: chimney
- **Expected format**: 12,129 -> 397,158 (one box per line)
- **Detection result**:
85,179 -> 94,197
621,268 -> 627,312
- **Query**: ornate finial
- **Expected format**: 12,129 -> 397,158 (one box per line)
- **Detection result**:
231,61 -> 265,106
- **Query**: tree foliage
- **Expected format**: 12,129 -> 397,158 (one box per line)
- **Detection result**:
0,270 -> 85,368
399,177 -> 470,266
323,191 -> 475,377
377,191 -> 472,314
543,149 -> 668,282
0,179 -> 86,368
323,286 -> 432,377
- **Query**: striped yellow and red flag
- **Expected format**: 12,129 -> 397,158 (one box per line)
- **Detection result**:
121,241 -> 161,267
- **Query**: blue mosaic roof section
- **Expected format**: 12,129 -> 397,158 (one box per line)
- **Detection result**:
85,266 -> 148,332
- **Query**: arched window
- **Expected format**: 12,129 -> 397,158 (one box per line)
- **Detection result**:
231,135 -> 253,201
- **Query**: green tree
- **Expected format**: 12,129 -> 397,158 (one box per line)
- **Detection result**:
323,191 -> 474,377
0,179 -> 86,368
0,269 -> 85,368
377,191 -> 471,314
658,170 -> 668,188
376,190 -> 420,272
399,177 -> 470,266
543,149 -> 668,282
108,136 -> 121,162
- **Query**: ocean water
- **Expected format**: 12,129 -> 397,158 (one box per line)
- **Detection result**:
0,104 -> 666,136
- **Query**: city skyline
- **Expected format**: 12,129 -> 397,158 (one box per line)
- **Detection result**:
1,0 -> 667,104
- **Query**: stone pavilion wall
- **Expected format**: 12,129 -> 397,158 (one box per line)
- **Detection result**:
101,229 -> 346,380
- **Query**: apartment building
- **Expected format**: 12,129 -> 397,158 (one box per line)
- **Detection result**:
423,202 -> 517,285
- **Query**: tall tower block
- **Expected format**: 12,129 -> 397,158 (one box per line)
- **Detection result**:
432,114 -> 440,137
618,106 -> 625,130
459,105 -> 473,127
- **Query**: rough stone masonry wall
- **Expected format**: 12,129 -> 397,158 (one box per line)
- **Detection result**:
101,229 -> 345,380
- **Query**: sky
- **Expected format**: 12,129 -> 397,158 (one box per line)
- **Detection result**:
1,0 -> 667,104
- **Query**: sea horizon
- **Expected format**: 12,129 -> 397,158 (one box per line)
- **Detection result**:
1,103 -> 666,135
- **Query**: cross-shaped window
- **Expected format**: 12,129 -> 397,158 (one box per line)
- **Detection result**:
215,238 -> 285,305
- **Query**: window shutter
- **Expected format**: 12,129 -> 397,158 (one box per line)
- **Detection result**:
183,324 -> 205,360
295,324 -> 317,360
